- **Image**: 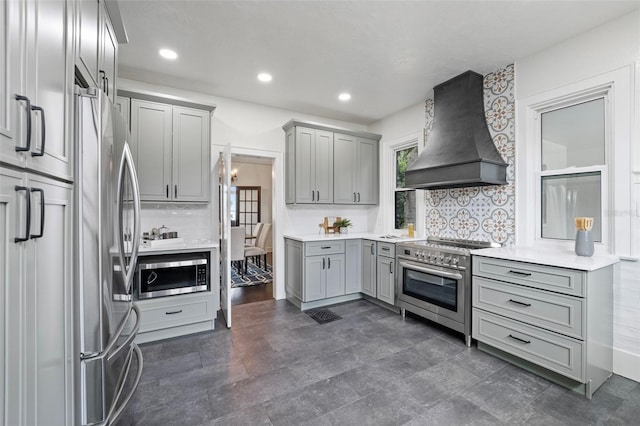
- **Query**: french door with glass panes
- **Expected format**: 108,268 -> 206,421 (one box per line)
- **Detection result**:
235,186 -> 261,237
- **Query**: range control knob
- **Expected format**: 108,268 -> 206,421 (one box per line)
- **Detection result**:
444,256 -> 451,265
438,255 -> 444,263
451,257 -> 460,267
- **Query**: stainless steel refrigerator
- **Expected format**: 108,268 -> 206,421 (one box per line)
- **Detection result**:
74,86 -> 143,425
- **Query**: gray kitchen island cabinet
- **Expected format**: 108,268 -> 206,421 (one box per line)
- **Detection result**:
283,120 -> 381,205
471,251 -> 618,398
129,97 -> 212,202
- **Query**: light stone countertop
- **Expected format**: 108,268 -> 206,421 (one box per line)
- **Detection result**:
283,232 -> 426,244
470,246 -> 619,271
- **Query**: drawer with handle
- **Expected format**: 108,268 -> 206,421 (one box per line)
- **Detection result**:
305,241 -> 345,256
139,298 -> 211,332
473,256 -> 585,297
473,309 -> 584,382
473,277 -> 585,339
377,242 -> 395,258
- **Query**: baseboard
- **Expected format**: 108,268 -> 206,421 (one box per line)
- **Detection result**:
613,348 -> 640,382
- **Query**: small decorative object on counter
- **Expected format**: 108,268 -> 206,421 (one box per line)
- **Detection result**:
334,218 -> 352,234
407,222 -> 415,238
319,216 -> 342,234
159,224 -> 169,239
574,217 -> 594,257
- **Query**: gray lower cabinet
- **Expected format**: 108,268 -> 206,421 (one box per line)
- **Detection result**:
472,255 -> 613,398
376,242 -> 395,305
285,238 -> 358,309
362,240 -> 377,297
345,239 -> 362,294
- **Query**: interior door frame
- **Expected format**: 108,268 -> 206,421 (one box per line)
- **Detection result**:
213,144 -> 284,301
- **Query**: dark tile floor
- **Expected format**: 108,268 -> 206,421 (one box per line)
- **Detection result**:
119,299 -> 639,426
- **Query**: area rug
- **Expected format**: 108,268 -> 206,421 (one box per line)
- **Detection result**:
231,260 -> 272,287
305,308 -> 342,324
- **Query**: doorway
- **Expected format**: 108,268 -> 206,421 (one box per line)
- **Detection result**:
229,154 -> 274,305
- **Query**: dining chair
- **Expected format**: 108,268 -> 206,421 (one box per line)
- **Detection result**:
245,223 -> 264,248
244,223 -> 271,273
230,226 -> 246,276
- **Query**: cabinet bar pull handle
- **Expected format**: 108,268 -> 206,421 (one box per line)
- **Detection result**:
508,334 -> 531,344
311,190 -> 314,201
316,190 -> 319,201
328,257 -> 331,269
508,299 -> 531,307
14,186 -> 31,242
15,95 -> 32,152
322,258 -> 325,269
381,247 -> 390,251
389,262 -> 393,274
30,105 -> 45,157
166,185 -> 169,198
165,309 -> 183,315
321,246 -> 331,249
99,70 -> 106,93
353,192 -> 356,202
105,76 -> 109,96
30,188 -> 45,239
174,185 -> 177,198
371,245 -> 374,255
508,270 -> 532,277
357,192 -> 360,203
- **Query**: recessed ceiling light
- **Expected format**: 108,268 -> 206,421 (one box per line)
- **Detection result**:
257,73 -> 273,82
338,93 -> 351,101
159,48 -> 178,60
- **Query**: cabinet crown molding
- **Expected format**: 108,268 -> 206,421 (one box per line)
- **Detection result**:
283,119 -> 381,141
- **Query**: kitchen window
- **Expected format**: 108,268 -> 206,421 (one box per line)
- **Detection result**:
394,145 -> 418,229
540,98 -> 605,242
516,66 -> 633,257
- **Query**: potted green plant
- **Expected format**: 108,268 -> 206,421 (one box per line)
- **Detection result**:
334,218 -> 352,234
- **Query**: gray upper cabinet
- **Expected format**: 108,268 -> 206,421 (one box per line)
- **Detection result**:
293,126 -> 333,204
283,120 -> 381,205
334,133 -> 379,205
0,0 -> 73,181
77,0 -> 118,102
172,107 -> 210,202
130,98 -> 211,202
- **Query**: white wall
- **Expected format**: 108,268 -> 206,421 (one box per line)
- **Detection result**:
515,10 -> 640,382
367,102 -> 426,234
230,161 -> 273,224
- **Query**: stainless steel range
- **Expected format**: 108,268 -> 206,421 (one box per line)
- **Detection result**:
396,237 -> 499,347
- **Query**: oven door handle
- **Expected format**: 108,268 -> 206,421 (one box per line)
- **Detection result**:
399,262 -> 463,281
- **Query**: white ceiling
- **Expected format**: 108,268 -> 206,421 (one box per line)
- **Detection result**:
117,1 -> 639,125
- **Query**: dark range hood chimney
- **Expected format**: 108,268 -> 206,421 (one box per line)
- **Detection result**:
405,70 -> 508,190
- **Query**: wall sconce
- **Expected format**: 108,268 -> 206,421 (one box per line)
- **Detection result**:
231,169 -> 238,182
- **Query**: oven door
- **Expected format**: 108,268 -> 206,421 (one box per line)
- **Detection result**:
397,260 -> 465,324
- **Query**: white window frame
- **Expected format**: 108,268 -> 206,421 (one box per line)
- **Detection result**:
393,143 -> 419,231
516,66 -> 633,257
380,132 -> 425,235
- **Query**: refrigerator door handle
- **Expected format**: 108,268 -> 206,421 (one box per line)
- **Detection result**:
80,303 -> 141,362
83,343 -> 143,426
116,142 -> 142,294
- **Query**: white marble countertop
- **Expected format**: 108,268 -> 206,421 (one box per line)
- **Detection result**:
470,246 -> 619,271
283,232 -> 426,244
137,240 -> 218,255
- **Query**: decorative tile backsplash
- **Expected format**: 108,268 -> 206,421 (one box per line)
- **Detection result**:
423,64 -> 516,246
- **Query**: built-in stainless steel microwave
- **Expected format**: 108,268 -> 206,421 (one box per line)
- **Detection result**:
136,252 -> 209,299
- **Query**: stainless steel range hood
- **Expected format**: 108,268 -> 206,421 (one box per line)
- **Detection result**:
405,70 -> 508,190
